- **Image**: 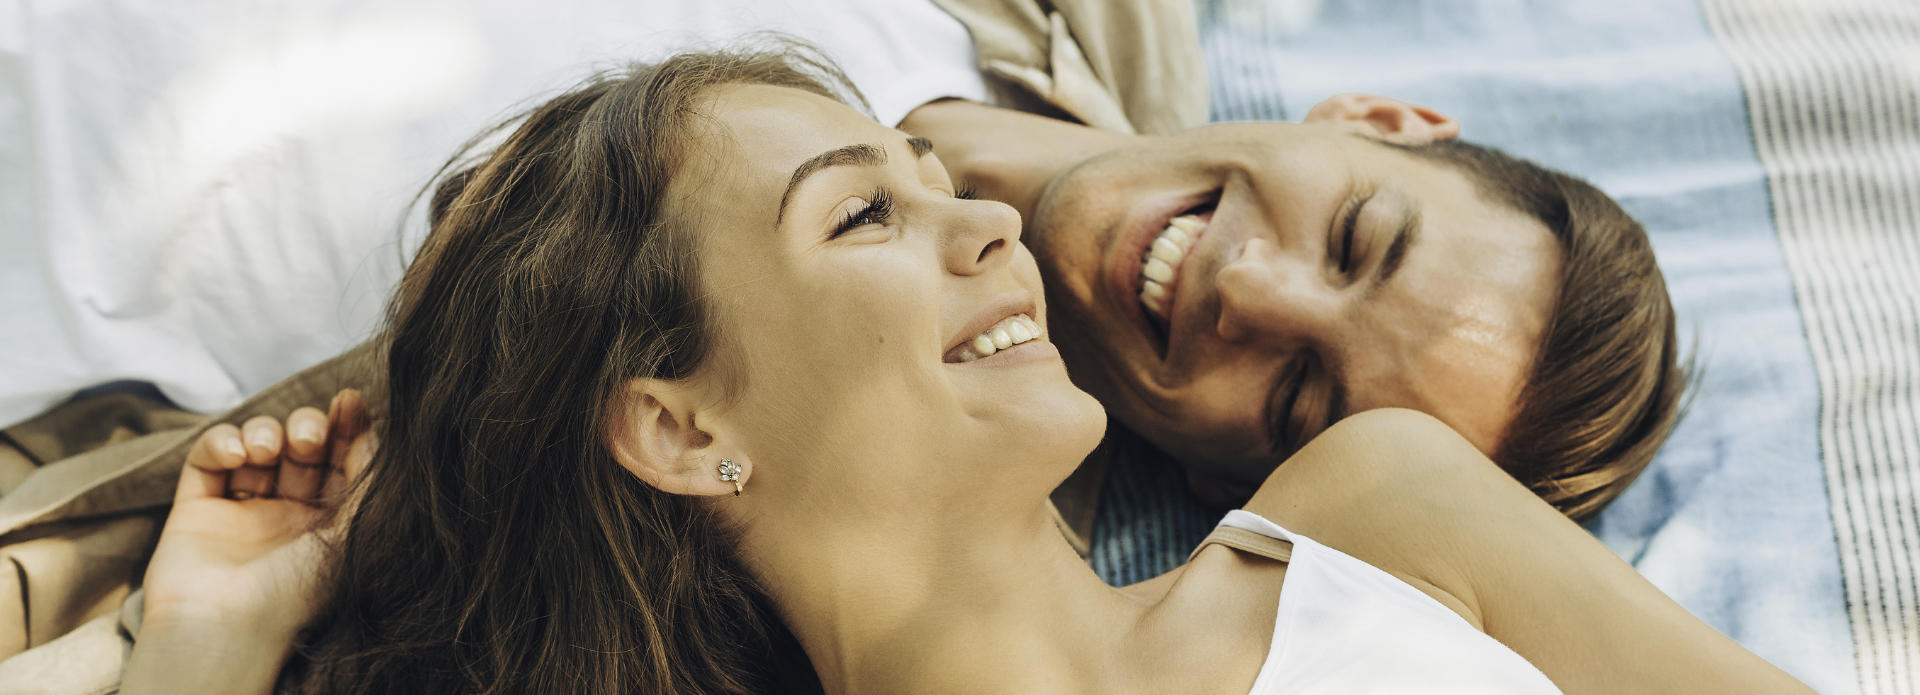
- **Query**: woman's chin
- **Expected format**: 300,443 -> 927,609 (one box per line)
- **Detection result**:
984,386 -> 1109,473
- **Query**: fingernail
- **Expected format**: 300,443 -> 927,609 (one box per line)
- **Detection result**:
230,490 -> 255,501
222,437 -> 247,459
293,421 -> 324,444
247,429 -> 276,450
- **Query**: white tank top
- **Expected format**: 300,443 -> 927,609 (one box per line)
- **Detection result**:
1195,510 -> 1563,694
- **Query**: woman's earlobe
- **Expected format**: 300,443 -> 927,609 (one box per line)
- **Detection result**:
605,381 -> 744,497
1303,93 -> 1461,144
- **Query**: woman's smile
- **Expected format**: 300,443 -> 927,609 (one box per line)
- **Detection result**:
942,292 -> 1056,365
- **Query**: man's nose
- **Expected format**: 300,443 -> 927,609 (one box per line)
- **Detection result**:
1214,237 -> 1343,346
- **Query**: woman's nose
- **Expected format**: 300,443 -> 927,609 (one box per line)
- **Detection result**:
1214,237 -> 1340,345
944,199 -> 1024,276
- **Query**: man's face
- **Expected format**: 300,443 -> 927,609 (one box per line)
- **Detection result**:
904,101 -> 1562,489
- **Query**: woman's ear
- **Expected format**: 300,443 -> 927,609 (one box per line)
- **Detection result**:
605,379 -> 747,497
1303,93 -> 1460,144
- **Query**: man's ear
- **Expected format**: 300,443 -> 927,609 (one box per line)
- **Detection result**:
605,379 -> 746,497
1303,93 -> 1460,144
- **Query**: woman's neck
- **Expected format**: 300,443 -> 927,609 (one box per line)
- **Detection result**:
747,496 -> 1154,694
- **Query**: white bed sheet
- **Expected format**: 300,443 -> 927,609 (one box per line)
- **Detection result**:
0,0 -> 988,426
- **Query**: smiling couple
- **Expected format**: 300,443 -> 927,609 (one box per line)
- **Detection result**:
108,36 -> 1809,693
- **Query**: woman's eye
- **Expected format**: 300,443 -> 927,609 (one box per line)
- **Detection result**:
832,187 -> 895,238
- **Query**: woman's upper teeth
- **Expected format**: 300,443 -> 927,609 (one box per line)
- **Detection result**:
952,314 -> 1044,362
1139,215 -> 1206,319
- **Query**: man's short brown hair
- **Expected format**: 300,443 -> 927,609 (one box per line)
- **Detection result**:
1394,139 -> 1688,520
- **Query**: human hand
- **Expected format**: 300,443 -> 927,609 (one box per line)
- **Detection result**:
138,389 -> 374,638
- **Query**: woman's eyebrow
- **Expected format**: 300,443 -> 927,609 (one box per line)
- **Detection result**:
777,143 -> 885,225
775,138 -> 941,227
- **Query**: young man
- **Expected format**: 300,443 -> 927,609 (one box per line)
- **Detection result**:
904,96 -> 1684,522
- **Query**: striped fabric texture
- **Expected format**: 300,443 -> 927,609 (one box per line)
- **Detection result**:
1701,1 -> 1920,692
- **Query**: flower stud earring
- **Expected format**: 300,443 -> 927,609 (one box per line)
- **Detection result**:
718,459 -> 742,496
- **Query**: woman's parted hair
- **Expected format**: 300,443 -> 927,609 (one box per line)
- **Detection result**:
1395,140 -> 1689,521
291,44 -> 854,694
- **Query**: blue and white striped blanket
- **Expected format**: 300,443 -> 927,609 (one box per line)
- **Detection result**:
1094,2 -> 1920,693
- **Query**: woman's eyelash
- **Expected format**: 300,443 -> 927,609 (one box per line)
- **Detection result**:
833,187 -> 895,238
829,181 -> 976,239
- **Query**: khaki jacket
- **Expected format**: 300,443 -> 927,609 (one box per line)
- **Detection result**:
929,0 -> 1207,135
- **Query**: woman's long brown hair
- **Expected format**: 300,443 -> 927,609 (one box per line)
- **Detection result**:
289,44 -> 855,694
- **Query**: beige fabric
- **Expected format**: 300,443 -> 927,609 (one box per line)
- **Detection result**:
930,0 -> 1209,135
0,392 -> 203,502
0,392 -> 201,663
0,341 -> 384,691
2,393 -> 204,475
1188,525 -> 1295,564
0,613 -> 126,695
0,340 -> 383,542
0,513 -> 162,662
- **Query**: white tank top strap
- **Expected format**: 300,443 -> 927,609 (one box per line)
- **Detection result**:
1203,509 -> 1565,694
1188,509 -> 1296,563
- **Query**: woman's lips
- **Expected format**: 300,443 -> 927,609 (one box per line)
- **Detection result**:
944,313 -> 1045,363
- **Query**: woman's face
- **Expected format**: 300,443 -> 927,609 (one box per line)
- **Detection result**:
669,84 -> 1105,512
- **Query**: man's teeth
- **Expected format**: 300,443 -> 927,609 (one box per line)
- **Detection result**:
1139,215 -> 1205,319
954,314 -> 1044,362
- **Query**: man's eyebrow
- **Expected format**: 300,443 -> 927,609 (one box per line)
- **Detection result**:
1370,209 -> 1420,297
777,143 -> 886,226
907,136 -> 934,158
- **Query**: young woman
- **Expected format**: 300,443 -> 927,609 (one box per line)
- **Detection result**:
122,45 -> 1811,694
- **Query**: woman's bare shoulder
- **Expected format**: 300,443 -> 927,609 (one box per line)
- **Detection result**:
1237,408 -> 1540,625
1243,407 -> 1523,525
1237,412 -> 1816,692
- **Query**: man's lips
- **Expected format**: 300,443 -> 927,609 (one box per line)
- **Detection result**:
1105,189 -> 1219,355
